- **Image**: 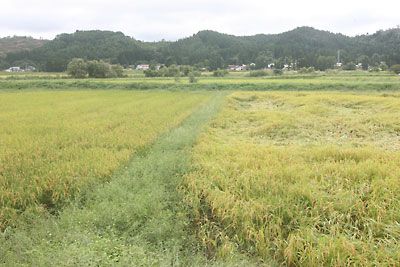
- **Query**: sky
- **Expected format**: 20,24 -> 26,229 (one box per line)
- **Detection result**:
1,0 -> 399,41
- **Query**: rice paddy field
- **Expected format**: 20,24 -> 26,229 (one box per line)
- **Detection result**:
0,90 -> 209,229
1,72 -> 400,266
1,70 -> 400,91
184,91 -> 400,265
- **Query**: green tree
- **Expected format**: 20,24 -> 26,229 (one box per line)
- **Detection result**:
315,55 -> 336,71
208,52 -> 224,70
255,51 -> 273,69
179,65 -> 193,76
162,64 -> 180,77
343,62 -> 356,71
87,60 -> 117,78
111,64 -> 124,77
379,62 -> 388,71
213,69 -> 228,77
0,58 -> 9,70
357,55 -> 370,70
67,58 -> 87,78
390,64 -> 400,74
371,53 -> 382,67
188,72 -> 198,83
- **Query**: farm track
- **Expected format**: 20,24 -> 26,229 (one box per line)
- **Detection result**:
0,92 -> 260,266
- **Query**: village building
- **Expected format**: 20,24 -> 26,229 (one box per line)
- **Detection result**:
5,66 -> 22,72
136,64 -> 150,70
227,64 -> 249,71
227,65 -> 237,71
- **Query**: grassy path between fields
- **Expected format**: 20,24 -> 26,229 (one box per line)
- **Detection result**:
0,92 -> 259,266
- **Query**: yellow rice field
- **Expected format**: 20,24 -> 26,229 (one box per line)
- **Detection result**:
184,91 -> 400,265
0,90 -> 208,229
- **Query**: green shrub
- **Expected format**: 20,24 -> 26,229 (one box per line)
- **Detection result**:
144,65 -> 186,77
67,58 -> 88,78
390,64 -> 400,74
66,59 -> 125,78
369,67 -> 380,72
249,70 -> 269,77
213,69 -> 228,77
144,69 -> 161,77
343,62 -> 357,71
87,60 -> 112,78
111,64 -> 125,77
188,72 -> 198,83
298,67 -> 315,74
379,62 -> 388,71
273,69 -> 283,75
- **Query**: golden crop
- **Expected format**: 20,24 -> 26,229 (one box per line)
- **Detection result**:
0,90 -> 208,229
184,91 -> 400,265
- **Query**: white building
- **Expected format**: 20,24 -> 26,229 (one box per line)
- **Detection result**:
227,65 -> 237,71
5,66 -> 22,72
227,64 -> 250,71
136,64 -> 150,71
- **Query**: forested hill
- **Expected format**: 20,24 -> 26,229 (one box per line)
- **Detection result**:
2,27 -> 400,71
0,36 -> 47,58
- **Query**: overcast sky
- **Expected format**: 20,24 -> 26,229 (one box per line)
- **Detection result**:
1,0 -> 399,41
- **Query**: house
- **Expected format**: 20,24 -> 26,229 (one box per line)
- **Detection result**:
228,65 -> 237,71
227,64 -> 249,71
236,64 -> 248,71
267,63 -> 275,69
5,66 -> 22,72
136,64 -> 150,71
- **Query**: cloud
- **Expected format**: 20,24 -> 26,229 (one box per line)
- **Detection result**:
0,0 -> 399,40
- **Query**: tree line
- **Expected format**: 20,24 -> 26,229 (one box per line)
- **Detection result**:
1,27 -> 400,72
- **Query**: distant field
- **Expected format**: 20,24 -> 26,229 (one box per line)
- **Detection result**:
0,90 -> 209,229
184,91 -> 400,265
1,71 -> 399,91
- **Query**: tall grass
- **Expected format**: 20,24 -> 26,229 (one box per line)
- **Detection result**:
184,91 -> 400,265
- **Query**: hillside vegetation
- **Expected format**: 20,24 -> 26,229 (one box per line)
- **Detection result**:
0,36 -> 47,58
2,27 -> 400,71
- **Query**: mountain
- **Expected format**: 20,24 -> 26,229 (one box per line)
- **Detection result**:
3,31 -> 159,72
0,36 -> 47,57
2,27 -> 400,71
163,27 -> 354,68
